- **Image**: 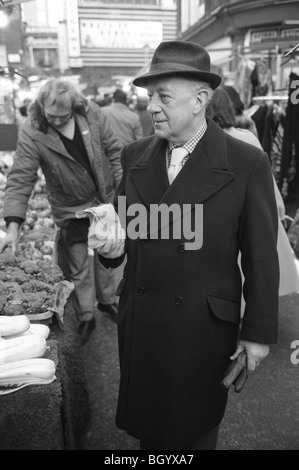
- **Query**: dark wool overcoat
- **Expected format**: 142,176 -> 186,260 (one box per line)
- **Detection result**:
101,118 -> 279,449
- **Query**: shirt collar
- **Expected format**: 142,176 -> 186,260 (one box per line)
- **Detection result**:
169,118 -> 207,155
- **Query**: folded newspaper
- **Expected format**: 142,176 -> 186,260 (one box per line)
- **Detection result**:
76,203 -> 125,256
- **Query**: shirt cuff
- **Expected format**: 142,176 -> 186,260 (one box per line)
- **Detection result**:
5,216 -> 24,228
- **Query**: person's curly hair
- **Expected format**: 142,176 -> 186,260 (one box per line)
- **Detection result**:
206,87 -> 236,129
30,78 -> 88,133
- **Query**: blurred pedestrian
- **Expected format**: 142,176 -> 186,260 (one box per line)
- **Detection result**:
19,97 -> 31,117
135,95 -> 154,137
207,86 -> 299,298
0,78 -> 123,344
101,89 -> 143,145
222,84 -> 258,137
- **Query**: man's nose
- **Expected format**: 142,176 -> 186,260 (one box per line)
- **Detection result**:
148,95 -> 161,114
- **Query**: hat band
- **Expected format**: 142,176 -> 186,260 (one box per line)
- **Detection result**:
149,62 -> 210,74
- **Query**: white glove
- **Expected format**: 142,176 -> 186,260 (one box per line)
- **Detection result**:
76,203 -> 125,259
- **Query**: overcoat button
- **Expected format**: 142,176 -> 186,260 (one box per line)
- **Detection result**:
175,297 -> 183,306
138,286 -> 146,296
178,243 -> 185,253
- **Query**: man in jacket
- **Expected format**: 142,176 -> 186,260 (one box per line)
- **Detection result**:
135,95 -> 154,137
101,89 -> 143,145
93,41 -> 279,449
0,78 -> 123,345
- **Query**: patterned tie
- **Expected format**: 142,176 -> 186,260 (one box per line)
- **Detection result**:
168,147 -> 189,184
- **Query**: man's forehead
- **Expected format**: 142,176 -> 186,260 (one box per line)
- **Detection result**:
44,104 -> 71,116
146,76 -> 194,93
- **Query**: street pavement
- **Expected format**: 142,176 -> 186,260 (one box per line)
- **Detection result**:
80,291 -> 299,451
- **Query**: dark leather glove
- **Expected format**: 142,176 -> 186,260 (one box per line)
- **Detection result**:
221,351 -> 249,393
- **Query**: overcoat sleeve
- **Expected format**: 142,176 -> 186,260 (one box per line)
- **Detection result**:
238,150 -> 279,344
97,147 -> 127,269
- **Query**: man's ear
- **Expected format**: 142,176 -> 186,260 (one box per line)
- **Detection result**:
195,89 -> 209,114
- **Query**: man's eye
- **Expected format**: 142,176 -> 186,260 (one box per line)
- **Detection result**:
160,95 -> 170,103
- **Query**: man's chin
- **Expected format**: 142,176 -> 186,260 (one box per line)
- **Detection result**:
153,126 -> 168,140
51,125 -> 66,132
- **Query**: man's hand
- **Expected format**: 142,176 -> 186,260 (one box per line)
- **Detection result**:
0,222 -> 20,256
76,204 -> 126,259
230,340 -> 270,373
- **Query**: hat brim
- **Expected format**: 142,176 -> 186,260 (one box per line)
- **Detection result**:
132,69 -> 222,90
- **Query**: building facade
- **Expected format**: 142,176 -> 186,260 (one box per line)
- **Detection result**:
71,0 -> 177,88
20,0 -> 177,92
21,0 -> 63,75
178,0 -> 299,104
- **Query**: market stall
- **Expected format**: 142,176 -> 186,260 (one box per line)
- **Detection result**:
0,157 -> 91,450
0,302 -> 91,450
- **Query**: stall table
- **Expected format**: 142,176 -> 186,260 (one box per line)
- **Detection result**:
0,301 -> 91,450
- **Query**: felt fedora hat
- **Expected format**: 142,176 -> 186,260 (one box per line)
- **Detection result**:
133,40 -> 222,90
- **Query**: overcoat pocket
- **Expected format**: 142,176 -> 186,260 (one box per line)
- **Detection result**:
206,295 -> 240,325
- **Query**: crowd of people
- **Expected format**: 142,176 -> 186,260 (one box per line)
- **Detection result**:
0,39 -> 298,450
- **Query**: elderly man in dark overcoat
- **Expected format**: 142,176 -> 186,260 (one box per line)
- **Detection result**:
95,40 -> 279,450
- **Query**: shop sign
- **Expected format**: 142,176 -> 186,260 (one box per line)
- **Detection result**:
26,26 -> 57,35
26,37 -> 58,48
251,30 -> 278,43
58,21 -> 69,72
251,27 -> 299,44
66,0 -> 81,57
80,19 -> 163,49
281,28 -> 299,39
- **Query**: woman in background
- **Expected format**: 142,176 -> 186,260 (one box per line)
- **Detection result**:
207,87 -> 299,299
222,84 -> 259,138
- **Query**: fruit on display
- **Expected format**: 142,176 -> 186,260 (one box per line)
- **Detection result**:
22,195 -> 55,236
8,323 -> 50,340
0,358 -> 56,394
0,247 -> 65,317
0,315 -> 30,337
0,313 -> 55,393
0,160 -> 60,395
0,335 -> 48,364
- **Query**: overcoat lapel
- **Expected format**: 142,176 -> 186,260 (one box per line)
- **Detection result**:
129,119 -> 235,210
129,137 -> 169,209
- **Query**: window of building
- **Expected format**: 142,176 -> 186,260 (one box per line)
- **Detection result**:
181,0 -> 206,33
33,49 -> 58,69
